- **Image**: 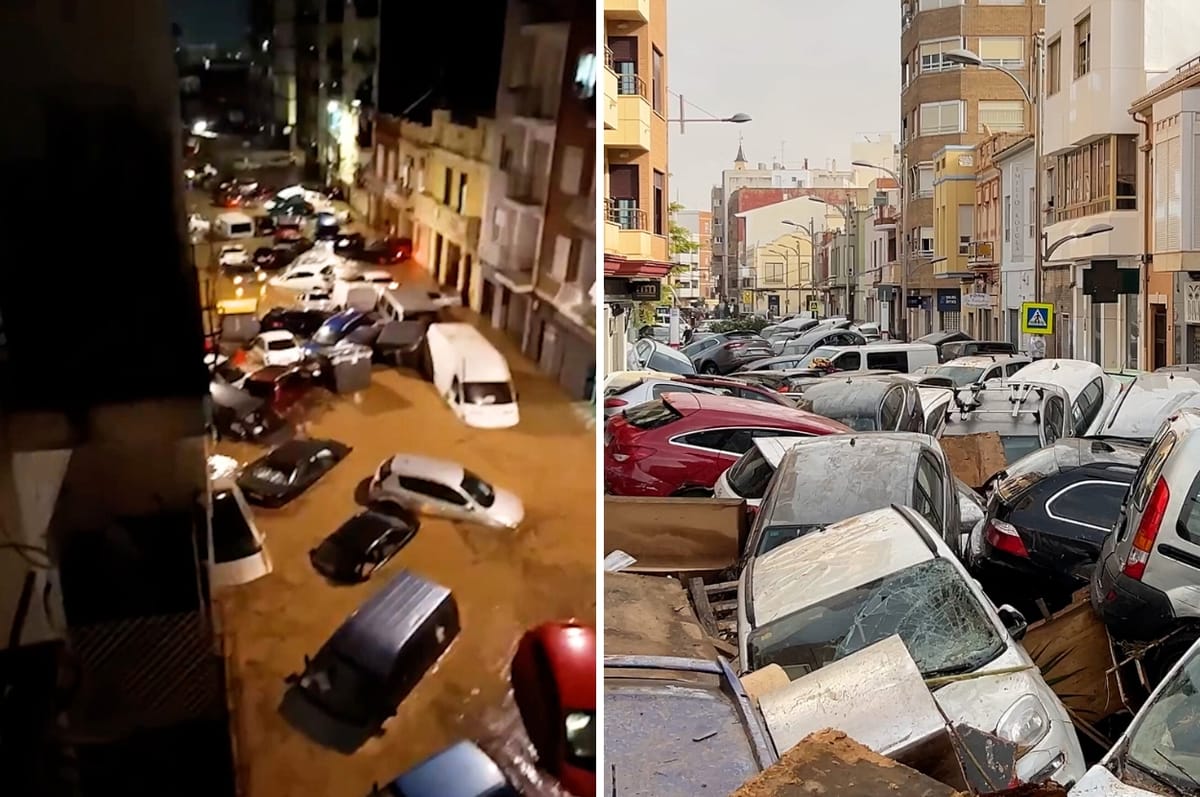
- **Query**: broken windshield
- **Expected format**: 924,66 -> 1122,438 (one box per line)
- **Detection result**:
1124,647 -> 1200,789
746,558 -> 1005,679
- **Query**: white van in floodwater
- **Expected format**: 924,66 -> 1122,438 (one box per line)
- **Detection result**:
213,211 -> 255,239
425,323 -> 519,429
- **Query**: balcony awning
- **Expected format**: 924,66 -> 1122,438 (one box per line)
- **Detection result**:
604,255 -> 673,279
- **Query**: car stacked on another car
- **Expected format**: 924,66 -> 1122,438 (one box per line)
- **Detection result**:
926,354 -> 1031,387
681,332 -> 774,375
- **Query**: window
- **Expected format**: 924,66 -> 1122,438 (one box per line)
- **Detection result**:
918,0 -> 962,11
831,351 -> 862,371
902,60 -> 911,88
957,205 -> 973,255
1047,37 -> 1061,95
623,398 -> 681,429
442,167 -> 453,205
913,455 -> 945,530
1074,14 -> 1091,78
1071,378 -> 1105,435
765,261 -> 784,282
1177,471 -> 1200,543
1046,480 -> 1130,533
919,100 -> 964,136
1053,137 -> 1136,221
653,170 -> 665,236
1116,134 -> 1137,210
652,47 -> 664,114
913,163 -> 934,197
880,387 -> 905,430
918,38 -> 964,74
866,351 -> 906,371
398,476 -> 467,506
675,429 -> 733,452
919,227 -> 934,254
978,100 -> 1025,133
978,37 -> 1024,68
456,173 -> 468,213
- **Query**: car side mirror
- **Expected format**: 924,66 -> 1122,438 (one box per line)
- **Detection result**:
996,604 -> 1027,640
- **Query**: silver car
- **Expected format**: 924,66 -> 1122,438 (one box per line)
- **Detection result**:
603,378 -> 718,418
368,454 -> 525,529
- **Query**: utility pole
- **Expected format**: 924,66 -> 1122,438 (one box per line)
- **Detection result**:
899,154 -> 909,341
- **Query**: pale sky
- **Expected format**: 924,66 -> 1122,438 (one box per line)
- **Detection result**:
667,0 -> 901,211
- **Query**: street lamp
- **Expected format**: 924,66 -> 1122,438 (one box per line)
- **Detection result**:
767,240 -> 806,315
942,45 -> 1045,304
852,159 -> 910,339
1044,223 -> 1113,261
669,94 -> 751,133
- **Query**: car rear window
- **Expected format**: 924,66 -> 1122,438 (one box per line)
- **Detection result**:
726,447 -> 776,499
622,400 -> 681,430
996,446 -> 1061,503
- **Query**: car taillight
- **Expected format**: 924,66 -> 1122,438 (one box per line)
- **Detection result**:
610,445 -> 654,463
777,385 -> 791,393
724,341 -> 746,350
604,397 -> 628,409
1124,477 -> 1170,581
985,519 -> 1029,559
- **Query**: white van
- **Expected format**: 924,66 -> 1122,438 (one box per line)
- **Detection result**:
331,280 -> 380,312
425,323 -> 519,429
1007,358 -> 1119,436
213,211 -> 255,239
206,455 -> 271,588
377,284 -> 442,324
807,342 -> 939,375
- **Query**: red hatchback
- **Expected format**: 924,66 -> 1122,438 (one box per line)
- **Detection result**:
604,392 -> 851,497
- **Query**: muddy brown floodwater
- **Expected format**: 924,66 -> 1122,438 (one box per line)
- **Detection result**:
199,210 -> 597,796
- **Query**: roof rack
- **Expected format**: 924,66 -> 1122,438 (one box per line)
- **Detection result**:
947,382 -> 1048,423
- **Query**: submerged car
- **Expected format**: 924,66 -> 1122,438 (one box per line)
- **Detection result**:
309,504 -> 420,585
369,454 -> 525,529
738,505 -> 1086,786
237,438 -> 351,507
371,741 -> 519,797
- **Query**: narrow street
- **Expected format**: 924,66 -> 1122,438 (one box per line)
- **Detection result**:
192,197 -> 596,796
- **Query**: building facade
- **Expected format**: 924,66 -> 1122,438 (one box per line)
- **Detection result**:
992,135 -> 1036,343
864,186 -> 903,329
930,144 -> 975,333
966,133 -> 1023,340
1042,0 -> 1200,367
899,0 -> 1044,337
603,0 -> 670,372
673,209 -> 712,307
1130,51 -> 1200,366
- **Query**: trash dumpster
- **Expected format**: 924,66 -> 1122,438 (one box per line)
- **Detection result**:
326,343 -> 373,393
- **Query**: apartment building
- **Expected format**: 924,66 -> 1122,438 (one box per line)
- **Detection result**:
1130,52 -> 1200,365
965,133 -> 1028,340
602,0 -> 670,371
269,0 -> 379,180
899,0 -> 1043,337
1043,0 -> 1200,368
673,209 -> 713,307
863,182 -> 903,329
992,135 -> 1036,342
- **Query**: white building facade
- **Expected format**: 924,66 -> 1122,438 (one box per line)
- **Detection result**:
1041,0 -> 1200,367
993,138 -> 1037,344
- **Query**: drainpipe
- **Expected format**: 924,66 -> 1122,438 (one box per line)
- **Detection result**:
1132,110 -> 1153,367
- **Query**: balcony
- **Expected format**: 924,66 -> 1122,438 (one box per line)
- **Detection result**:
413,190 -> 482,249
505,170 -> 544,206
603,75 -> 651,152
511,86 -> 557,123
498,242 -> 536,275
603,50 -> 618,131
966,240 -> 996,269
607,202 -> 653,260
605,0 -> 649,23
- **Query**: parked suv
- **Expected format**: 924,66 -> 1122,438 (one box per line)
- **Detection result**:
1092,409 -> 1200,640
684,333 -> 775,375
603,392 -> 849,497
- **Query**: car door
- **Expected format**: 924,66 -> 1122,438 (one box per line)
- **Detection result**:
879,386 -> 906,431
1004,361 -> 1026,378
1042,394 -> 1067,444
829,350 -> 861,373
912,451 -> 950,539
397,475 -> 472,521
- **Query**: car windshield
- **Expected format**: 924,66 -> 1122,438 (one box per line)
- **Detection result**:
565,710 -> 596,770
797,346 -> 839,367
747,558 -> 1005,679
461,471 -> 496,508
307,292 -> 331,301
1124,648 -> 1200,790
463,382 -> 514,405
266,339 -> 294,351
932,366 -> 985,387
1000,434 -> 1043,464
726,447 -> 778,499
621,400 -> 681,430
252,463 -> 292,485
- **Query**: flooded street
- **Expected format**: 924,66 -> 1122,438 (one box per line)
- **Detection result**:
194,199 -> 596,796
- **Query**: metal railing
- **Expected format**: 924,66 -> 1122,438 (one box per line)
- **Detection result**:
966,240 -> 995,265
616,73 -> 647,98
606,201 -> 648,231
604,47 -> 614,69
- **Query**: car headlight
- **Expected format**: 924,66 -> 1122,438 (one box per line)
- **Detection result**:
233,275 -> 243,285
258,271 -> 267,282
995,694 -> 1050,754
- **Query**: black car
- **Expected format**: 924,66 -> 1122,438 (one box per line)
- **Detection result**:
333,232 -> 366,257
253,246 -> 278,268
793,377 -> 924,432
309,504 -> 420,584
976,437 -> 1145,604
259,307 -> 334,339
208,381 -> 286,442
917,330 -> 973,362
237,438 -> 351,507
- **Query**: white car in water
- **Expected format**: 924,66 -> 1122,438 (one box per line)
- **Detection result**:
219,244 -> 249,267
269,263 -> 334,293
368,454 -> 525,530
248,330 -> 305,367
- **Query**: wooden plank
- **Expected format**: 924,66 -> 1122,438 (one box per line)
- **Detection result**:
605,496 -> 747,572
705,580 -> 740,592
729,729 -> 961,797
604,572 -> 716,663
687,576 -> 720,639
1022,590 -> 1124,724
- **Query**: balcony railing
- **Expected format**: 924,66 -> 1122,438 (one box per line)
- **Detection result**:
606,201 -> 648,231
616,73 -> 647,98
604,47 -> 614,69
966,240 -> 995,267
1052,195 -> 1136,223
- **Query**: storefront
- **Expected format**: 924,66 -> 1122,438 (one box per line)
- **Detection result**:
936,288 -> 961,332
527,300 -> 596,401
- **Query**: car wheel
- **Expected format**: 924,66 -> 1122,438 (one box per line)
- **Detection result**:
672,486 -> 714,498
701,362 -> 719,375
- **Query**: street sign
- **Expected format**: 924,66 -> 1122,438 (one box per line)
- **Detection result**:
742,291 -> 753,305
1020,302 -> 1054,335
808,301 -> 821,314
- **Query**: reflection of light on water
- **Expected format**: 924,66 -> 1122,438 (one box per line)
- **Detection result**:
235,286 -> 245,297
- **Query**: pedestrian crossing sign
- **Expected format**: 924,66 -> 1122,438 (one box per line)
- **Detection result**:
809,301 -> 821,314
1020,302 -> 1054,335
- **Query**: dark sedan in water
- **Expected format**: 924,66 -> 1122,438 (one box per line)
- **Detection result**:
237,438 -> 351,507
309,504 -> 420,584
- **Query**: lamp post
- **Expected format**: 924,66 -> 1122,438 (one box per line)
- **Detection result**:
852,161 -> 909,334
1044,224 -> 1113,260
767,238 -> 807,315
669,94 -> 752,134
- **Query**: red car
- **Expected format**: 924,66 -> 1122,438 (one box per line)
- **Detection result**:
511,622 -> 595,797
361,236 -> 412,264
242,365 -> 311,414
604,392 -> 851,497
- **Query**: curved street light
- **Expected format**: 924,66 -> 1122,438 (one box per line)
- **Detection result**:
1044,223 -> 1114,261
943,49 -> 1033,105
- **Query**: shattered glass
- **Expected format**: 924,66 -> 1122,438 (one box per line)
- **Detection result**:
748,559 -> 1005,677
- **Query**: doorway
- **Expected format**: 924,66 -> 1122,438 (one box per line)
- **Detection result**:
460,254 -> 473,308
481,279 -> 495,323
444,242 -> 460,290
1153,304 -> 1168,368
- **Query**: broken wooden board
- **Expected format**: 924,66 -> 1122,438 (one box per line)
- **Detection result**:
1022,589 -> 1124,725
603,572 -> 715,666
941,431 -> 1008,491
729,729 -> 963,797
739,664 -> 790,703
604,496 -> 747,574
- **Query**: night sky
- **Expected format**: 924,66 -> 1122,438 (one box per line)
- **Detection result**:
169,0 -> 248,46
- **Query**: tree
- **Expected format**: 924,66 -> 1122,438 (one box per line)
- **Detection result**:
669,201 -> 698,256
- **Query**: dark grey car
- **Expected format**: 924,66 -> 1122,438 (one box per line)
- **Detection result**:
793,377 -> 924,432
683,333 -> 775,375
780,328 -> 866,358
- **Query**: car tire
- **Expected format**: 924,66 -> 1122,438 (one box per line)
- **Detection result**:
701,362 -> 719,375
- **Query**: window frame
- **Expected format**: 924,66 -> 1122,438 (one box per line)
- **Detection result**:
1074,14 -> 1091,79
918,37 -> 965,75
1046,36 -> 1062,95
1045,479 -> 1133,534
978,100 -> 1026,134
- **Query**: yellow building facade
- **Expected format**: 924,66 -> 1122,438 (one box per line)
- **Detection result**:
931,145 -> 978,280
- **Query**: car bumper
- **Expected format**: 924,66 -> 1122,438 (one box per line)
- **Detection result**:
1090,544 -> 1176,640
1015,721 -> 1086,787
603,464 -> 669,497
